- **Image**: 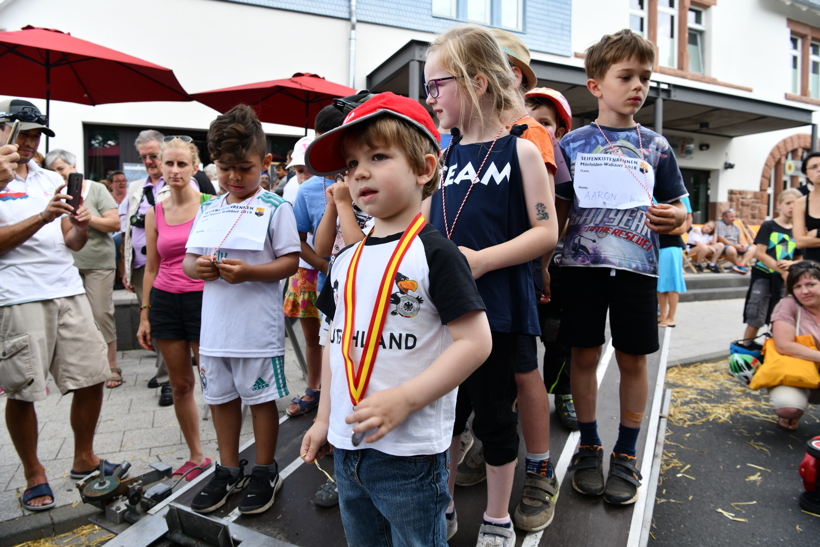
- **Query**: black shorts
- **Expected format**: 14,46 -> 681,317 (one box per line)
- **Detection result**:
515,334 -> 538,373
149,287 -> 203,342
558,267 -> 659,356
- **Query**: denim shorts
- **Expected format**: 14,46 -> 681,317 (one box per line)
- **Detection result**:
334,448 -> 450,547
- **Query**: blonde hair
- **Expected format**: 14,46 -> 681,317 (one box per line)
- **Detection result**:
161,137 -> 200,166
702,220 -> 716,233
342,117 -> 440,200
428,25 -> 523,130
584,29 -> 655,81
778,188 -> 802,203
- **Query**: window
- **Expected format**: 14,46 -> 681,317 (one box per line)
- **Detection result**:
657,0 -> 677,68
812,41 -> 820,98
687,7 -> 705,74
431,0 -> 523,31
791,35 -> 801,95
630,0 -> 647,37
432,0 -> 456,18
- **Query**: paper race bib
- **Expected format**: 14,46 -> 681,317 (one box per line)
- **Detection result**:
186,203 -> 270,251
573,153 -> 655,210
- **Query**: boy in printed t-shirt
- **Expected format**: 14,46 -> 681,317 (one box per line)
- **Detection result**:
556,29 -> 688,506
183,105 -> 301,516
301,93 -> 491,546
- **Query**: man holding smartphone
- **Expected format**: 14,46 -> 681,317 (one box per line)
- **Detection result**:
0,99 -> 118,512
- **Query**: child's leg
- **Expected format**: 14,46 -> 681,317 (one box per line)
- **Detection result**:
614,351 -> 648,434
249,400 -> 279,465
570,346 -> 603,426
334,449 -> 393,547
210,398 -> 242,467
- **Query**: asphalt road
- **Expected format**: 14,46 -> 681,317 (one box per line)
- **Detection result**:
653,361 -> 820,546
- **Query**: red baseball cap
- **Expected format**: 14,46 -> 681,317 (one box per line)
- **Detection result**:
306,92 -> 440,176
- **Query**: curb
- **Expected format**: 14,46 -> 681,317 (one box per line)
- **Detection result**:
667,350 -> 730,368
0,502 -> 100,547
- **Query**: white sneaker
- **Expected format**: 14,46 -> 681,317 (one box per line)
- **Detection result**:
446,508 -> 458,540
475,523 -> 515,547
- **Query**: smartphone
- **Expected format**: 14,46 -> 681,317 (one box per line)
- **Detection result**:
5,120 -> 20,145
67,172 -> 83,211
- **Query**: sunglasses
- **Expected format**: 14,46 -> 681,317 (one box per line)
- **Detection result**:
0,110 -> 47,125
791,261 -> 820,272
163,135 -> 193,143
423,76 -> 461,99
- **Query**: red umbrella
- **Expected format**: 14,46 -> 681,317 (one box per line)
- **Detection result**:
0,25 -> 190,134
192,73 -> 356,133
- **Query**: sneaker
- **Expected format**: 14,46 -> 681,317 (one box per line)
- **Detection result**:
694,263 -> 704,273
239,463 -> 283,514
707,263 -> 721,273
191,460 -> 249,514
446,508 -> 458,540
732,264 -> 749,274
476,523 -> 515,547
456,445 -> 486,487
513,473 -> 559,532
603,453 -> 642,505
554,394 -> 579,430
159,384 -> 173,406
459,427 -> 475,465
313,477 -> 339,508
147,376 -> 159,389
568,445 -> 604,496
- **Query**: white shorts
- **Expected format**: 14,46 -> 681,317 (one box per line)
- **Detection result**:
199,355 -> 289,405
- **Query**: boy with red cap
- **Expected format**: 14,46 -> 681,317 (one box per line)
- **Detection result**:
301,92 -> 491,546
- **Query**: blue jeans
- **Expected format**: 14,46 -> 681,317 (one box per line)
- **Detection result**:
334,448 -> 451,547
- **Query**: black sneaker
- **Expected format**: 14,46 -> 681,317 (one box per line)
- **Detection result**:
554,394 -> 579,430
603,453 -> 642,505
694,263 -> 704,273
159,384 -> 173,407
239,463 -> 283,514
147,376 -> 159,389
708,263 -> 721,273
568,445 -> 604,496
191,460 -> 249,514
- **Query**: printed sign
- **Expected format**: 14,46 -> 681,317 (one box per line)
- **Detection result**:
573,153 -> 655,209
186,203 -> 270,251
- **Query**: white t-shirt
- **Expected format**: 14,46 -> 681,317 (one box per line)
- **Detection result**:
687,227 -> 714,246
0,162 -> 85,306
316,224 -> 485,456
187,190 -> 301,357
282,176 -> 300,204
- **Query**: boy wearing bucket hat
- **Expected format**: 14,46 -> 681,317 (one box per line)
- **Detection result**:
301,92 -> 490,546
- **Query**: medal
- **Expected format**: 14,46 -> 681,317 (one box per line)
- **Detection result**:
341,212 -> 426,443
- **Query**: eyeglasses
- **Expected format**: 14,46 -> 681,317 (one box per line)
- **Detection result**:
0,110 -> 47,125
423,76 -> 460,99
163,135 -> 193,143
139,154 -> 159,162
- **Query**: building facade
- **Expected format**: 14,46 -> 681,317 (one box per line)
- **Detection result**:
0,0 -> 818,223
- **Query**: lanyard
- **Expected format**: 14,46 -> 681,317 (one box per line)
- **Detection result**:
341,212 -> 426,406
210,187 -> 262,261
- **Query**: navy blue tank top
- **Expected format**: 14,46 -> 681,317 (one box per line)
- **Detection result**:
429,133 -> 540,336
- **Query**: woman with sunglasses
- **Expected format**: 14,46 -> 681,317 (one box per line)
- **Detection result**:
137,136 -> 213,480
767,260 -> 820,431
792,152 -> 820,262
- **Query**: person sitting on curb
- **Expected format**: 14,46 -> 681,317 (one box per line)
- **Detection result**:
715,208 -> 756,274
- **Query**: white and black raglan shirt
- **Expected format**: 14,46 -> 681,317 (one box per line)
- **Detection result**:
317,223 -> 485,456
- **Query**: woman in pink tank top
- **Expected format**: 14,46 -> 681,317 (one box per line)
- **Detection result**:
136,137 -> 212,481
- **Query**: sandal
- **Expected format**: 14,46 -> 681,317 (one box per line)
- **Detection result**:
777,417 -> 799,431
286,388 -> 320,417
106,367 -> 125,389
173,458 -> 213,482
21,483 -> 55,512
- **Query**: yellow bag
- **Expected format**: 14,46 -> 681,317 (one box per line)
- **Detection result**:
750,306 -> 820,390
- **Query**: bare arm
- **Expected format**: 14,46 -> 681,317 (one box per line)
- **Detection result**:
667,212 -> 693,236
313,198 -> 338,258
345,309 -> 492,443
793,196 -> 820,248
88,207 -> 120,233
0,183 -> 76,255
136,208 -> 159,351
61,201 -> 91,252
459,140 -> 558,278
773,319 -> 820,362
299,232 -> 328,274
645,200 -> 687,235
301,332 -> 334,462
754,242 -> 783,274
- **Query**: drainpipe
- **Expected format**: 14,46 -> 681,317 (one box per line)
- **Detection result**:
813,123 -> 818,153
349,0 -> 357,89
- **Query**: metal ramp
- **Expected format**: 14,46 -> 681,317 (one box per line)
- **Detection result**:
97,328 -> 673,547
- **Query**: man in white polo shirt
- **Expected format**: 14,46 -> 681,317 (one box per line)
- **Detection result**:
0,99 -> 117,513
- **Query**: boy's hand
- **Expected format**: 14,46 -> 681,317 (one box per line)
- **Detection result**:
645,203 -> 685,234
345,387 -> 413,444
458,246 -> 488,279
540,269 -> 551,304
214,258 -> 249,284
195,255 -> 220,281
330,180 -> 352,209
301,421 -> 330,463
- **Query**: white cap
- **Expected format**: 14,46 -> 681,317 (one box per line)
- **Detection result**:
287,136 -> 314,168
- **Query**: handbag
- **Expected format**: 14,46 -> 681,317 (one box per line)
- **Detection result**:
749,307 -> 820,390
